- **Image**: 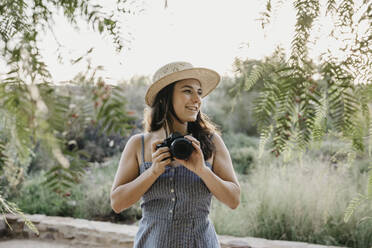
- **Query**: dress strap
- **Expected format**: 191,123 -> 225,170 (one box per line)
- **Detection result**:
141,134 -> 145,164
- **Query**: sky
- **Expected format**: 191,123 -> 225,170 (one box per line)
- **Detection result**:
3,0 -> 363,85
38,0 -> 298,84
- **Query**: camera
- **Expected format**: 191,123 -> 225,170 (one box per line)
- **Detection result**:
156,132 -> 194,160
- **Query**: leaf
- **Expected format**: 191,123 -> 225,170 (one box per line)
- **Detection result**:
368,166 -> 372,199
344,193 -> 367,223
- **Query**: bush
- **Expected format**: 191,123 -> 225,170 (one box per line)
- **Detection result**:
221,133 -> 259,174
230,147 -> 257,174
71,157 -> 141,223
10,155 -> 141,223
11,174 -> 76,217
204,76 -> 259,135
222,132 -> 259,150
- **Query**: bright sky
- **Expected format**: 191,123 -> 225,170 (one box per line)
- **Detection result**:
39,0 -> 298,84
13,0 -> 364,85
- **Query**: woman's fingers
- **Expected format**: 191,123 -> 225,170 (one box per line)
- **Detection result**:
159,158 -> 172,166
185,135 -> 200,146
152,139 -> 164,153
184,135 -> 202,153
190,140 -> 202,152
153,151 -> 171,163
152,146 -> 169,159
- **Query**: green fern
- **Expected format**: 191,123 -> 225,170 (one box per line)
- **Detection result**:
258,125 -> 273,158
95,83 -> 136,136
312,90 -> 327,142
231,0 -> 372,166
368,166 -> 372,199
344,193 -> 368,223
0,195 -> 39,235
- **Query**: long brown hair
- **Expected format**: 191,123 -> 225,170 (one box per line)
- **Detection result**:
143,81 -> 219,160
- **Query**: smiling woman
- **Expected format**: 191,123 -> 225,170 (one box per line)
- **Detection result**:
110,61 -> 240,248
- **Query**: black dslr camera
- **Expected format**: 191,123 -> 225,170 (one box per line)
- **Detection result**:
156,132 -> 194,160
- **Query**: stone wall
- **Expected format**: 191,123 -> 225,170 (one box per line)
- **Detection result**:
0,214 -> 346,248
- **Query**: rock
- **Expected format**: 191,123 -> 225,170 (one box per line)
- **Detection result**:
1,214 -> 348,248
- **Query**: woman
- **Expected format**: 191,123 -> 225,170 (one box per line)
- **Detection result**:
110,61 -> 240,248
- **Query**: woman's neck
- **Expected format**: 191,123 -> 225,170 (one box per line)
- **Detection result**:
166,116 -> 188,136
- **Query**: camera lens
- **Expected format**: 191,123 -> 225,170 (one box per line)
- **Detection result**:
170,138 -> 194,160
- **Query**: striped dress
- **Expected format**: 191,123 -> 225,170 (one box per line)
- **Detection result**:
133,135 -> 220,248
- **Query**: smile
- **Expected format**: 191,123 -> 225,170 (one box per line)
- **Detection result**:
186,106 -> 198,111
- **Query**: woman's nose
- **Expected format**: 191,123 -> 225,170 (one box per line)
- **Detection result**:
192,93 -> 201,103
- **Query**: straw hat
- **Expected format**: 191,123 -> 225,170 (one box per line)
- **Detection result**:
145,61 -> 220,106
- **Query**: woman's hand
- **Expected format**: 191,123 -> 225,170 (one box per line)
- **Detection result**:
174,135 -> 207,175
151,140 -> 172,177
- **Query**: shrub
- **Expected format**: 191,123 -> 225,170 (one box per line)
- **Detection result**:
11,173 -> 76,217
230,147 -> 257,174
10,155 -> 141,223
71,157 -> 141,223
221,133 -> 259,174
222,132 -> 259,150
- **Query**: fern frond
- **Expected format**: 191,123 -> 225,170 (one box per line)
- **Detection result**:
344,193 -> 368,223
312,90 -> 327,141
368,166 -> 372,199
369,118 -> 372,157
258,0 -> 272,29
337,0 -> 355,27
326,0 -> 337,15
290,0 -> 320,66
244,64 -> 266,91
0,195 -> 39,235
258,125 -> 273,158
95,84 -> 135,136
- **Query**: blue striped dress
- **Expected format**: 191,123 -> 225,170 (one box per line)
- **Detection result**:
133,135 -> 220,248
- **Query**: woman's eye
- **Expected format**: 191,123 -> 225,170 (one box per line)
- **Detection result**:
183,90 -> 192,93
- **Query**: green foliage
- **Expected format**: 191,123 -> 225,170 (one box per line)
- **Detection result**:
117,76 -> 151,119
230,147 -> 257,175
344,193 -> 368,223
11,156 -> 141,223
205,76 -> 259,135
0,194 -> 39,235
222,132 -> 259,150
241,0 -> 372,156
0,0 -> 139,217
11,174 -> 76,217
94,81 -> 136,136
211,156 -> 372,248
222,133 -> 260,174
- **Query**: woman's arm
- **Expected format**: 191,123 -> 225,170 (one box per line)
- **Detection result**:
175,134 -> 241,209
110,134 -> 171,213
199,134 -> 240,209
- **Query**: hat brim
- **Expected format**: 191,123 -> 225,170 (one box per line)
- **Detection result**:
145,68 -> 220,106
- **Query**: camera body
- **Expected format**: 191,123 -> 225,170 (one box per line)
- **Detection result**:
156,132 -> 194,160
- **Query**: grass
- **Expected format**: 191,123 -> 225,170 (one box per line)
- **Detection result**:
210,156 -> 372,248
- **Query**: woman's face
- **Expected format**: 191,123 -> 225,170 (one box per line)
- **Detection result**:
172,78 -> 202,123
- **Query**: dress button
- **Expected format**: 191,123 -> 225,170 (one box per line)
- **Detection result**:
171,189 -> 174,193
172,198 -> 175,201
170,177 -> 173,181
169,209 -> 173,213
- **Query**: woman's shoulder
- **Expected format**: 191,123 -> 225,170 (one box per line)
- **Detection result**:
210,131 -> 222,142
126,132 -> 159,149
210,132 -> 226,149
125,132 -> 145,149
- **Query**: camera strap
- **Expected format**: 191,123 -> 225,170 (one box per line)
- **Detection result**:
165,120 -> 169,138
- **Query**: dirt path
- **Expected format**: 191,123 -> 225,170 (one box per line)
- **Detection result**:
0,239 -> 79,248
